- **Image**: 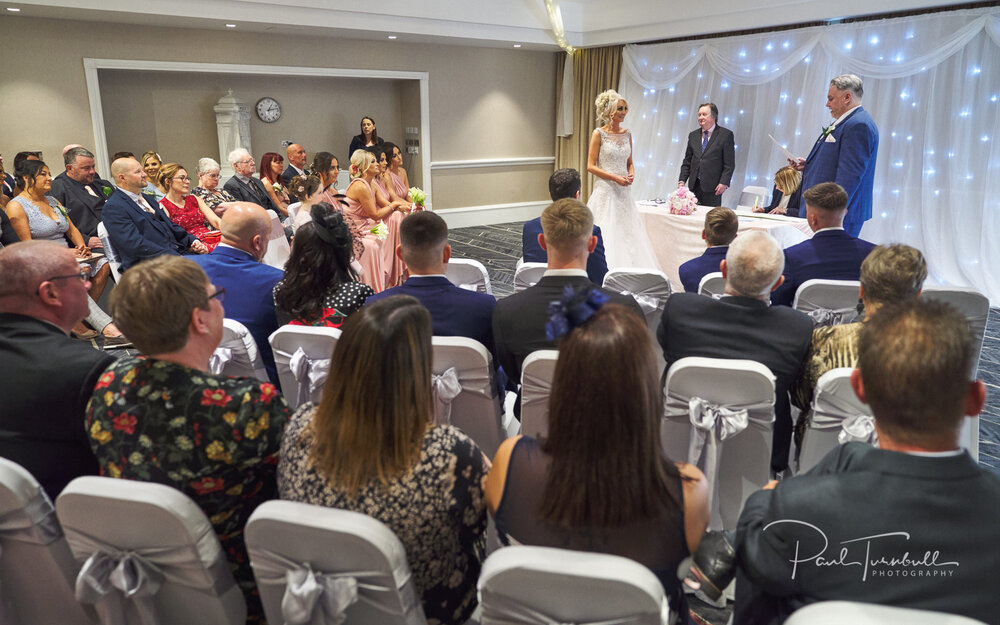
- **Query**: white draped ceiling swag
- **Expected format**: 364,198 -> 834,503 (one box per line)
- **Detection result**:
619,8 -> 1000,303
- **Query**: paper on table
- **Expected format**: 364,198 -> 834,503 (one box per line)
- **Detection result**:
768,134 -> 798,162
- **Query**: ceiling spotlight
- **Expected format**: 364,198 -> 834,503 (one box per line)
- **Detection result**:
225,23 -> 237,28
513,44 -> 522,48
7,7 -> 21,11
387,35 -> 398,40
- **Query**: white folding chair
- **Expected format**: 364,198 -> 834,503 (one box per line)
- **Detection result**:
262,209 -> 290,270
798,368 -> 876,474
431,336 -> 514,458
269,325 -> 341,410
96,222 -> 122,282
56,477 -> 246,625
922,285 -> 990,462
246,501 -> 427,625
603,268 -> 672,331
662,357 -> 775,530
478,545 -> 670,625
785,601 -> 988,625
0,458 -> 95,625
698,272 -> 725,298
519,350 -> 559,440
792,279 -> 862,327
737,185 -> 769,210
445,258 -> 493,295
209,318 -> 270,383
513,261 -> 547,292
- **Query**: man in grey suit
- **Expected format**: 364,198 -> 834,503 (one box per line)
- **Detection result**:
222,148 -> 280,214
733,298 -> 999,624
679,102 -> 736,207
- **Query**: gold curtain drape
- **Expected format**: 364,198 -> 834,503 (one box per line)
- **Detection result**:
554,45 -> 623,200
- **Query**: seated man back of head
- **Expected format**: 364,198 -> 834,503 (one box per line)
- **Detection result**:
678,206 -> 738,292
734,299 -> 999,624
657,230 -> 814,471
0,240 -> 115,495
522,168 -> 608,285
191,202 -> 284,384
770,182 -> 876,306
496,198 -> 642,389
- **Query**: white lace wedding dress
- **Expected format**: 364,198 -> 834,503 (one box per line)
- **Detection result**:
587,128 -> 659,270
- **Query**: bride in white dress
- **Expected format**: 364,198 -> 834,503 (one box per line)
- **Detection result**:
586,89 -> 659,270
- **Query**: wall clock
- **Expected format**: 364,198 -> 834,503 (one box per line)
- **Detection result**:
255,97 -> 281,123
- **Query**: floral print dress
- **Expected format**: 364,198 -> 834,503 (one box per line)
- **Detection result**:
85,356 -> 290,622
277,404 -> 487,625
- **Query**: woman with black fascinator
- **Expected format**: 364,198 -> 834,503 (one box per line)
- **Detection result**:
273,204 -> 374,327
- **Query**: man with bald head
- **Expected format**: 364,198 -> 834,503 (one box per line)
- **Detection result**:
102,157 -> 208,271
657,230 -> 814,473
191,202 -> 283,383
281,143 -> 309,185
0,241 -> 116,495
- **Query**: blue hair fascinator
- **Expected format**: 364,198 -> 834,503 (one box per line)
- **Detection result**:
545,286 -> 609,341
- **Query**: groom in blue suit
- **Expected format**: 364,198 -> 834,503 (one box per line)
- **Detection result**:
792,74 -> 878,237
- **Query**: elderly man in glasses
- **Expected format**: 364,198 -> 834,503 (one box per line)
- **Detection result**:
0,240 -> 117,496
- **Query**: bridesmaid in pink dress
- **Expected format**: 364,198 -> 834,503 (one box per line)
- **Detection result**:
345,150 -> 408,288
373,146 -> 413,212
157,163 -> 221,250
384,143 -> 420,208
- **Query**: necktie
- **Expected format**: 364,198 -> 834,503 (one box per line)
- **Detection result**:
136,195 -> 154,213
246,179 -> 265,203
702,130 -> 709,152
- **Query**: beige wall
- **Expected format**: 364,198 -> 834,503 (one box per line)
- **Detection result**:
0,16 -> 557,210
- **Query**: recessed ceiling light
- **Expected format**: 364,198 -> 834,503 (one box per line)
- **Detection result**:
387,35 -> 397,40
7,7 -> 21,11
513,44 -> 522,48
225,23 -> 237,28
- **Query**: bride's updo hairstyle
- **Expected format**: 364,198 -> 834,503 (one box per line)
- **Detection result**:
595,89 -> 622,126
349,149 -> 376,180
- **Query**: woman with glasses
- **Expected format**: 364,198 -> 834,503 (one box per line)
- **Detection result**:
258,152 -> 290,215
192,157 -> 237,217
86,255 -> 290,624
157,163 -> 222,251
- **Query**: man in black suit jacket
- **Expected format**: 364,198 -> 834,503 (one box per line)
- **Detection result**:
49,146 -> 111,243
679,102 -> 736,207
102,158 -> 208,272
0,241 -> 116,496
657,230 -> 813,471
494,198 -> 643,394
222,148 -> 280,214
281,143 -> 310,186
734,299 -> 999,624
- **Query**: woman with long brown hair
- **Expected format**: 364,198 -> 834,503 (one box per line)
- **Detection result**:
277,295 -> 488,624
486,299 -> 709,616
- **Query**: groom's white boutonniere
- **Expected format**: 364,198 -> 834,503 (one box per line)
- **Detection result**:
820,124 -> 835,140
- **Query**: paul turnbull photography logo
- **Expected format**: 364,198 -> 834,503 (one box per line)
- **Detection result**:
762,520 -> 959,581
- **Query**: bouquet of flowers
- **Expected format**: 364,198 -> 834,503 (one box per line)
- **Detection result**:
371,221 -> 388,241
668,186 -> 698,215
409,187 -> 427,210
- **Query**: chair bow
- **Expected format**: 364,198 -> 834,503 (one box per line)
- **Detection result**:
838,415 -> 878,445
431,367 -> 463,425
282,565 -> 359,625
208,347 -> 233,375
480,588 -> 667,625
456,282 -> 480,292
620,291 -> 663,315
290,347 -> 331,407
806,306 -> 857,328
75,550 -> 165,625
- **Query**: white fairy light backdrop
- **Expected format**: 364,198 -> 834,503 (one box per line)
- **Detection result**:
618,8 -> 1000,303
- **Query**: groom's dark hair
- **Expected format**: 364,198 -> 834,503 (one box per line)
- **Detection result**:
549,168 -> 581,201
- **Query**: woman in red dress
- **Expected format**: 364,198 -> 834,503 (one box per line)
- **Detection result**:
157,163 -> 221,250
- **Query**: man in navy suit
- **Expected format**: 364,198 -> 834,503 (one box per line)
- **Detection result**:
679,102 -> 736,207
222,149 -> 281,214
792,74 -> 878,237
281,143 -> 310,186
191,202 -> 283,384
678,206 -> 738,292
102,157 -> 208,272
770,182 -> 877,306
522,168 -> 608,285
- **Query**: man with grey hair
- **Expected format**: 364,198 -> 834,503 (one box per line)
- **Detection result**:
657,230 -> 813,472
790,74 -> 878,237
222,148 -> 280,213
0,240 -> 116,496
50,145 -> 112,243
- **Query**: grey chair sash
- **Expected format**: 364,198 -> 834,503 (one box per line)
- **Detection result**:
431,367 -> 463,425
806,306 -> 859,327
0,489 -> 64,617
837,415 -> 878,445
289,347 -> 331,407
209,347 -> 233,375
480,588 -> 668,625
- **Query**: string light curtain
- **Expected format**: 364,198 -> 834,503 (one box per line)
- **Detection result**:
618,8 -> 1000,302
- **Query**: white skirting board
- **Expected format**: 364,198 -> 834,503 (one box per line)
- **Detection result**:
435,201 -> 548,229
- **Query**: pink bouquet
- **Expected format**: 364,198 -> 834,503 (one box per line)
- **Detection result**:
668,186 -> 698,215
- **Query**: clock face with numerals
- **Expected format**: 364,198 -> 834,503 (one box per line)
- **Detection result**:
255,97 -> 281,123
